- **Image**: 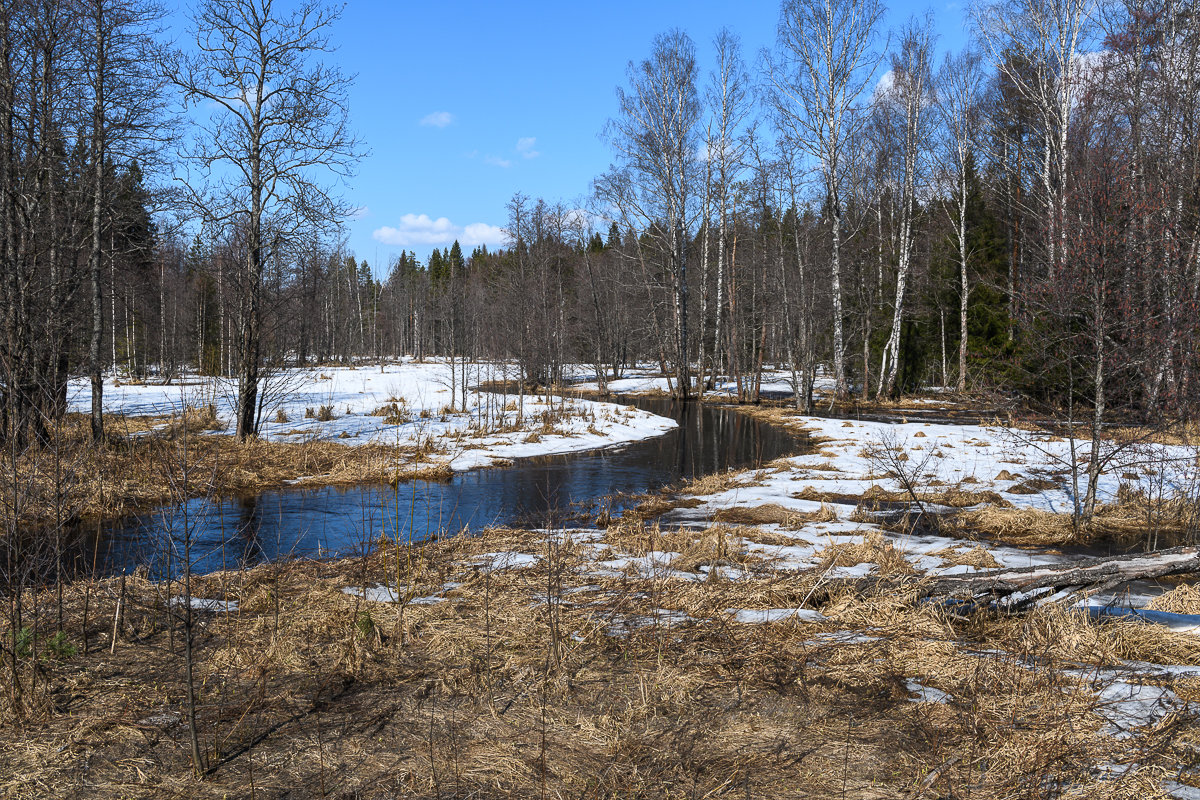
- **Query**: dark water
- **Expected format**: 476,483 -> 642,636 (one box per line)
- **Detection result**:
85,397 -> 804,578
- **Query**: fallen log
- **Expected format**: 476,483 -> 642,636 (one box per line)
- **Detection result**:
924,545 -> 1200,606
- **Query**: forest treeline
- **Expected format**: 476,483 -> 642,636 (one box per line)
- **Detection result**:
3,0 -> 1199,449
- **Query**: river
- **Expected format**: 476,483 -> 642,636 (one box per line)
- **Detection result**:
84,396 -> 806,578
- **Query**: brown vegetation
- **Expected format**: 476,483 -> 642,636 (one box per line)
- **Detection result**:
0,413 -> 443,530
0,522 -> 1194,797
712,502 -> 838,528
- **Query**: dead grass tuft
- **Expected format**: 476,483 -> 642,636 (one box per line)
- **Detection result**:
929,544 -> 1002,569
711,502 -> 838,528
1008,477 -> 1059,494
951,506 -> 1078,546
938,486 -> 1012,508
816,531 -> 916,576
679,468 -> 763,496
1148,584 -> 1200,615
388,462 -> 455,484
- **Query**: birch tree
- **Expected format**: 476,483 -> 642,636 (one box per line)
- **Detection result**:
84,0 -> 168,441
877,18 -> 935,399
163,0 -> 360,440
934,47 -> 986,393
601,29 -> 701,399
975,0 -> 1092,283
767,0 -> 884,399
703,28 -> 752,394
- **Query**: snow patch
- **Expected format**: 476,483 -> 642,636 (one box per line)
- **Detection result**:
727,608 -> 828,624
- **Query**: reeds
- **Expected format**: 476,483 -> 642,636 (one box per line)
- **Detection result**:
0,414 -> 428,530
2,518 -> 1194,797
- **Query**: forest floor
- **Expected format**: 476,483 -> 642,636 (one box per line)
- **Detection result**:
656,402 -> 1200,554
2,520 -> 1199,798
569,365 -> 1200,553
66,360 -> 676,473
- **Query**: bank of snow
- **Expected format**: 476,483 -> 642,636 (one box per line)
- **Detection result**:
652,411 -> 1199,589
66,360 -> 677,470
567,364 -> 838,399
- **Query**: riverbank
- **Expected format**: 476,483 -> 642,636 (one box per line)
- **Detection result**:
2,361 -> 677,530
565,376 -> 1200,551
2,521 -> 1197,797
8,365 -> 1200,796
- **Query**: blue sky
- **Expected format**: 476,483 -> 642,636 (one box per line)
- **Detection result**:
295,1 -> 973,273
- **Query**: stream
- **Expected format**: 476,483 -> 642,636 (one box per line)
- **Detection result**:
84,396 -> 807,579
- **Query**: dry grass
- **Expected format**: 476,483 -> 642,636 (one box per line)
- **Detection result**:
678,467 -> 765,496
711,502 -> 838,528
1148,584 -> 1200,614
387,462 -> 456,484
814,531 -> 916,576
1107,420 -> 1200,447
0,521 -> 1195,798
4,399 -> 614,531
936,486 -> 1011,508
949,506 -> 1079,545
1008,477 -> 1061,494
623,493 -> 703,521
928,544 -> 1002,569
0,413 -> 448,530
949,488 -> 1200,548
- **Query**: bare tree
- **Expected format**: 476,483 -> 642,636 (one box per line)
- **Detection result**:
84,0 -> 169,442
934,47 -> 986,393
703,29 -> 752,394
974,0 -> 1092,283
876,17 -> 935,399
163,0 -> 361,440
1,0 -> 87,446
600,29 -> 701,400
767,0 -> 884,399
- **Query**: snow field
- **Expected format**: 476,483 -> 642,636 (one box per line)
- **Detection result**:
66,359 -> 678,471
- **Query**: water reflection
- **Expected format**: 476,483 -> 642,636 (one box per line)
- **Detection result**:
86,397 -> 804,579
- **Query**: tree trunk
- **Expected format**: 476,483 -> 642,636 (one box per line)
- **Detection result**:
957,173 -> 969,393
89,7 -> 106,440
830,193 -> 848,399
672,218 -> 690,400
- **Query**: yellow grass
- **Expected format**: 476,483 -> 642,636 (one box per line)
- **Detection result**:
0,413 -> 442,529
0,521 -> 1194,797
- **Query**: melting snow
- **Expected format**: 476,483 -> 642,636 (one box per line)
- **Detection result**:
66,359 -> 678,473
172,597 -> 238,613
726,608 -> 828,624
905,679 -> 952,704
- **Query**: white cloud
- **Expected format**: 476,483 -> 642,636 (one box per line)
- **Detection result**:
485,155 -> 512,168
516,137 -> 540,159
419,111 -> 454,128
873,69 -> 895,99
462,222 -> 505,246
373,214 -> 506,250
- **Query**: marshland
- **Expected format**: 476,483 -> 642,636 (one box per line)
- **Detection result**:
7,0 -> 1200,796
